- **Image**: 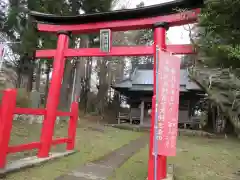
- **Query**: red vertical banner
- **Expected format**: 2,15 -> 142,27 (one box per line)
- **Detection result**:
156,51 -> 181,156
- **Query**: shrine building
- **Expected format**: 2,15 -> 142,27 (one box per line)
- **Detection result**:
112,64 -> 204,127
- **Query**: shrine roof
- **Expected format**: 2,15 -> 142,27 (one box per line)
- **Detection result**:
29,0 -> 203,25
112,68 -> 202,92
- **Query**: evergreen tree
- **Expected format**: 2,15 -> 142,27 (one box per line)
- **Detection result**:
191,0 -> 240,134
198,0 -> 240,68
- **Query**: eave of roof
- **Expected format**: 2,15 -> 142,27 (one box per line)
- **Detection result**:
112,69 -> 202,92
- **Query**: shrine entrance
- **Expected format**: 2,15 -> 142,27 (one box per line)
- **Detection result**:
31,1 -> 202,179
0,0 -> 203,179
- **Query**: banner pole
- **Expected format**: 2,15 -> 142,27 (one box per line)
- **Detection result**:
153,45 -> 160,180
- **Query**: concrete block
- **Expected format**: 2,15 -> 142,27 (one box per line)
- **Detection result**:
164,164 -> 174,180
145,164 -> 175,180
0,150 -> 76,175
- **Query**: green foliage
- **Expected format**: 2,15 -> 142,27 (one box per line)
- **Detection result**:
2,0 -> 116,81
198,0 -> 240,67
194,0 -> 240,133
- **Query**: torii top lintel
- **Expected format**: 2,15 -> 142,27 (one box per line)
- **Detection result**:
29,0 -> 203,33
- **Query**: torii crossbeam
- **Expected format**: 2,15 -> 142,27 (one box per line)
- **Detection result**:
29,0 -> 203,179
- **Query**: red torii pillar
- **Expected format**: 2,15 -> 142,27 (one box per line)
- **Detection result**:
38,31 -> 70,157
148,22 -> 168,180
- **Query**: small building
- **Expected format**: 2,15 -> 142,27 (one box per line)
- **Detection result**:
112,64 -> 204,127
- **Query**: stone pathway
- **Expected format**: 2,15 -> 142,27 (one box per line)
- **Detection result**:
56,135 -> 148,180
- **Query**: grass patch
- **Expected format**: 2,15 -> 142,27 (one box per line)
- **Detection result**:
169,136 -> 240,180
6,119 -> 143,180
110,136 -> 240,180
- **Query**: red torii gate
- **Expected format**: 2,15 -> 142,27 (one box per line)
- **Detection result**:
13,0 -> 200,179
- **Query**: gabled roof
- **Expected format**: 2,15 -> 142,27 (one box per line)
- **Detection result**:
112,68 -> 202,92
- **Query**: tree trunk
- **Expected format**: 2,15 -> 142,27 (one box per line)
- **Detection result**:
107,62 -> 113,103
27,66 -> 34,92
16,74 -> 21,88
72,36 -> 89,104
224,119 -> 234,134
204,102 -> 214,132
59,60 -> 73,111
44,63 -> 51,106
95,58 -> 109,116
68,66 -> 75,105
35,61 -> 41,91
73,61 -> 83,102
16,65 -> 22,88
84,57 -> 93,113
212,105 -> 217,133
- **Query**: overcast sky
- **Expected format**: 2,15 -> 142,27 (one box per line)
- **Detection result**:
118,0 -> 190,44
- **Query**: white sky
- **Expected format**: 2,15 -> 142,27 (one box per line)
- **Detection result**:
118,0 -> 190,44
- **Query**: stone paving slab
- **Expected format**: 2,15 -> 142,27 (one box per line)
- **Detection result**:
56,135 -> 148,180
71,163 -> 113,179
